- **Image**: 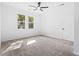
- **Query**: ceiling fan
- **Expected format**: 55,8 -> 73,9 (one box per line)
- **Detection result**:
29,2 -> 48,11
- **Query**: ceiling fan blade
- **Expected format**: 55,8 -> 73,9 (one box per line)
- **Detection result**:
40,8 -> 43,11
40,7 -> 48,8
59,4 -> 64,6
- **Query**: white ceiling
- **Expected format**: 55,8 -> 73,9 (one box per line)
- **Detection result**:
3,2 -> 65,14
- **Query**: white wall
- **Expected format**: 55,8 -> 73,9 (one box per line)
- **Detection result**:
1,2 -> 75,42
73,2 -> 79,55
41,2 -> 74,41
0,3 -> 2,48
1,3 -> 41,42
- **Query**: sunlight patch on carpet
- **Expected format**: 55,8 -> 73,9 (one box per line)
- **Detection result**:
2,40 -> 23,54
27,40 -> 36,46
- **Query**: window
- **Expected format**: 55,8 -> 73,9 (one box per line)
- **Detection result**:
18,14 -> 25,29
28,16 -> 34,29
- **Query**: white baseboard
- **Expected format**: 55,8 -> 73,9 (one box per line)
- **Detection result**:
41,34 -> 74,42
1,34 -> 41,43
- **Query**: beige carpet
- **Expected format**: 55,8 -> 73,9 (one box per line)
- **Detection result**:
0,36 -> 75,56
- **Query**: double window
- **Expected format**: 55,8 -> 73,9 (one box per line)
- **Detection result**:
18,14 -> 34,29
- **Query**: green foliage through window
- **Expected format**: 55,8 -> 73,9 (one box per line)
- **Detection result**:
18,14 -> 25,21
28,16 -> 34,29
29,23 -> 34,29
18,14 -> 25,29
28,16 -> 34,22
